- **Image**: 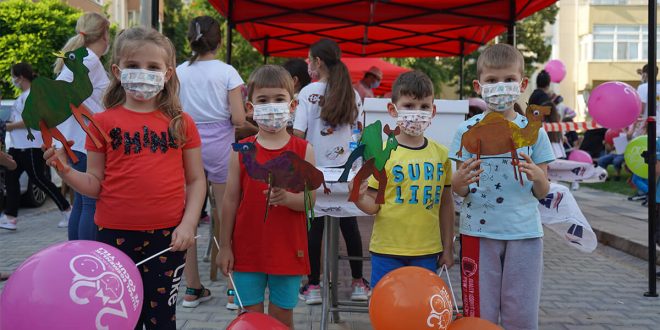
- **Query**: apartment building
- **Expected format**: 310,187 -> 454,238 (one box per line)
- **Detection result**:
553,0 -> 659,117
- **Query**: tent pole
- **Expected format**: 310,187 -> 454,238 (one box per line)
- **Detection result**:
226,0 -> 234,65
151,0 -> 159,30
459,39 -> 465,100
264,36 -> 269,64
507,0 -> 516,45
644,0 -> 658,298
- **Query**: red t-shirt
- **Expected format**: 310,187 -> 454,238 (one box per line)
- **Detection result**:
232,135 -> 311,275
86,106 -> 201,230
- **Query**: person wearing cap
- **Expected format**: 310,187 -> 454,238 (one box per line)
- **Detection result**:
354,65 -> 382,101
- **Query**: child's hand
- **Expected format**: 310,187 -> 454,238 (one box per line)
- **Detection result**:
439,250 -> 454,269
170,222 -> 195,251
348,178 -> 368,200
217,246 -> 234,276
265,187 -> 289,207
42,141 -> 74,174
452,158 -> 484,188
518,152 -> 545,182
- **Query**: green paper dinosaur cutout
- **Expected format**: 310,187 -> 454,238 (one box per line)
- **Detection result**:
22,47 -> 110,171
337,120 -> 400,204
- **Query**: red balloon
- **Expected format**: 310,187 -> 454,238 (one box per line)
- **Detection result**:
370,266 -> 454,330
226,311 -> 289,330
604,128 -> 622,145
448,317 -> 503,330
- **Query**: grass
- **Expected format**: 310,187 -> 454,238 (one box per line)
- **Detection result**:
581,166 -> 636,197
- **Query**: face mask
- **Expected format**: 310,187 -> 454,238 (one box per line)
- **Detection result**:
11,77 -> 20,89
479,81 -> 522,112
307,61 -> 320,81
371,80 -> 381,89
395,107 -> 433,136
120,68 -> 166,101
252,102 -> 291,133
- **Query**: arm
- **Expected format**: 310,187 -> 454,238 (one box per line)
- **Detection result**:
44,146 -> 104,198
349,179 -> 380,215
217,151 -> 241,275
0,152 -> 16,170
451,158 -> 483,197
438,187 -> 455,269
170,147 -> 206,251
228,86 -> 246,126
5,121 -> 25,131
267,144 -> 317,211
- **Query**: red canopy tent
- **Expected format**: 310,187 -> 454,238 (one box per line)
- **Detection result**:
344,58 -> 410,96
208,0 -> 558,58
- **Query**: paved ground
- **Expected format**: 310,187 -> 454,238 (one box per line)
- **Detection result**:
1,192 -> 660,329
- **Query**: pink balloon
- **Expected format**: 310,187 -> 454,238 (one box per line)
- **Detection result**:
227,311 -> 289,330
545,60 -> 566,83
588,81 -> 642,129
568,150 -> 593,164
0,241 -> 143,330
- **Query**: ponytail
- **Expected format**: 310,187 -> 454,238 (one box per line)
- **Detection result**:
310,38 -> 358,126
54,12 -> 109,75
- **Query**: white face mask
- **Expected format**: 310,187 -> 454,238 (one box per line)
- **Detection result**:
479,81 -> 522,112
395,106 -> 433,136
11,77 -> 20,89
252,102 -> 291,133
120,68 -> 166,101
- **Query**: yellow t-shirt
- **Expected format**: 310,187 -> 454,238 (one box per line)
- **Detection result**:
367,138 -> 452,256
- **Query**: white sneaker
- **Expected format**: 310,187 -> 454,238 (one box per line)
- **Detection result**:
225,301 -> 239,310
571,182 -> 580,191
0,215 -> 17,231
58,209 -> 71,228
350,278 -> 371,301
298,284 -> 322,305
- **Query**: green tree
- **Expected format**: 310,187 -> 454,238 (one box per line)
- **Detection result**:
0,0 -> 81,98
390,4 -> 559,98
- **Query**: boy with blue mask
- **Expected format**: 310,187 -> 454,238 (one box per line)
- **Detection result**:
449,43 -> 555,330
350,70 -> 455,287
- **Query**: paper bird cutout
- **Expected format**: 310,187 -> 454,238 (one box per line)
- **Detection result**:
23,47 -> 110,172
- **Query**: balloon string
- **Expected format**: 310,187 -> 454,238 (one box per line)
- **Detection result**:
213,236 -> 245,311
438,236 -> 460,316
135,235 -> 201,267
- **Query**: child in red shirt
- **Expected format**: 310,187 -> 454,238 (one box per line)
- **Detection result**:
217,65 -> 315,327
44,27 -> 206,329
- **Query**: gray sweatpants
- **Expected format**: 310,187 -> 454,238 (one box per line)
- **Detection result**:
461,235 -> 543,330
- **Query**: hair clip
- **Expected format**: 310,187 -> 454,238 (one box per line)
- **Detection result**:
195,22 -> 203,41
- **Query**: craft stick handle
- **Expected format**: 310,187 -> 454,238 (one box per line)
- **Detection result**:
135,235 -> 201,266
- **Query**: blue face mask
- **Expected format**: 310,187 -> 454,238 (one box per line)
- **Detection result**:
371,80 -> 381,89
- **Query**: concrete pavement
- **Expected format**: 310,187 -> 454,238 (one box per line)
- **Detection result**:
1,190 -> 660,329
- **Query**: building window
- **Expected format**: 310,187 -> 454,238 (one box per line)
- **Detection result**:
591,25 -> 660,61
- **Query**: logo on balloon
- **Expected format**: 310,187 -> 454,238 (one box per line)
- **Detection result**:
68,248 -> 140,330
426,287 -> 453,329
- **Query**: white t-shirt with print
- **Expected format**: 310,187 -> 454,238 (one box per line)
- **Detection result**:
177,60 -> 244,124
293,82 -> 362,167
637,82 -> 660,136
10,89 -> 43,149
55,48 -> 110,153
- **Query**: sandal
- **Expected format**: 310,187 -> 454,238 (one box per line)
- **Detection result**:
182,285 -> 212,308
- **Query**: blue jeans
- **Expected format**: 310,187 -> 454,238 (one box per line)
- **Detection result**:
597,153 -> 625,171
370,253 -> 439,287
67,151 -> 98,240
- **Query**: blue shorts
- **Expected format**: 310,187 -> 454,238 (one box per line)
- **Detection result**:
370,253 -> 439,287
232,272 -> 302,309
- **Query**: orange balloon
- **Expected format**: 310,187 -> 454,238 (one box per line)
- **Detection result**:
369,266 -> 454,330
448,317 -> 503,330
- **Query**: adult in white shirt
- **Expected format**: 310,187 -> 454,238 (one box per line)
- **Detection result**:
637,64 -> 660,136
53,12 -> 111,240
0,63 -> 72,231
293,38 -> 370,304
176,16 -> 245,309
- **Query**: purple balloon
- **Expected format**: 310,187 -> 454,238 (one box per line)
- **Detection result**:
588,81 -> 642,129
0,241 -> 143,330
545,60 -> 566,83
568,150 -> 593,164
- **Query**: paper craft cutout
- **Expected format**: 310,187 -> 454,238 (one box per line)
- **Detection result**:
337,120 -> 400,204
456,104 -> 550,185
232,142 -> 330,227
23,47 -> 110,172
